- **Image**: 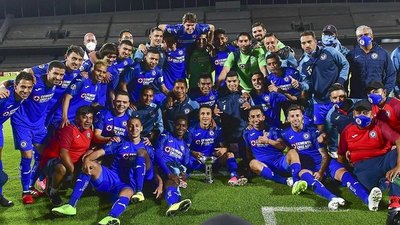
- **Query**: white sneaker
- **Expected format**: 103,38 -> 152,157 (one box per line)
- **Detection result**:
368,187 -> 382,211
328,197 -> 345,210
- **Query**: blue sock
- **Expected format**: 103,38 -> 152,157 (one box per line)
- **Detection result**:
290,163 -> 301,182
260,166 -> 287,184
29,152 -> 41,188
68,173 -> 91,207
108,196 -> 129,218
135,156 -> 146,192
341,171 -> 369,204
226,158 -> 238,177
20,157 -> 32,193
0,160 -> 3,195
301,172 -> 336,200
165,186 -> 180,207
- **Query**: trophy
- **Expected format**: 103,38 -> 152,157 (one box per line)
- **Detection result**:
200,156 -> 216,183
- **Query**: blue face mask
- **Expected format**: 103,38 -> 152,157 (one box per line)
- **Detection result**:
322,35 -> 337,47
368,93 -> 383,105
358,35 -> 372,47
354,115 -> 372,128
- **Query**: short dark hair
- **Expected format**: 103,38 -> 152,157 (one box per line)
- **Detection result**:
174,79 -> 188,88
214,28 -> 227,37
286,104 -> 304,114
251,22 -> 267,30
265,32 -> 277,39
66,45 -> 85,57
75,105 -> 94,118
114,90 -> 130,99
99,43 -> 118,59
146,48 -> 160,56
300,30 -> 316,39
15,71 -> 34,85
48,60 -> 66,72
226,71 -> 238,80
249,105 -> 264,115
199,105 -> 213,114
266,53 -> 281,63
237,32 -> 252,41
175,114 -> 188,124
140,85 -> 154,96
119,29 -> 132,39
198,73 -> 213,81
128,116 -> 142,125
119,39 -> 134,47
163,32 -> 177,42
182,12 -> 197,23
150,27 -> 163,34
328,83 -> 346,95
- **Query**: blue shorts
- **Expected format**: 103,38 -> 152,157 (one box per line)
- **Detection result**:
91,166 -> 133,194
145,166 -> 154,181
0,125 -> 4,148
260,155 -> 290,175
313,102 -> 333,125
12,123 -> 48,151
300,154 -> 344,179
353,150 -> 400,196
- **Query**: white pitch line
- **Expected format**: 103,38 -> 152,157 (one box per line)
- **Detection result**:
261,207 -> 350,225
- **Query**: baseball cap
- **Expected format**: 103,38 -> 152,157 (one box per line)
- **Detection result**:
323,25 -> 337,35
353,99 -> 372,111
366,81 -> 385,92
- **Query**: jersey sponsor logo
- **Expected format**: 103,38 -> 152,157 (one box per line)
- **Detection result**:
122,152 -> 136,161
33,93 -> 54,103
20,141 -> 27,148
320,53 -> 327,60
80,93 -> 96,102
371,53 -> 378,60
369,130 -> 377,138
62,80 -> 72,88
303,133 -> 310,140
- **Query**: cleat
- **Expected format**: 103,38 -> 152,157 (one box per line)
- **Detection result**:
286,177 -> 294,187
22,193 -> 34,204
46,188 -> 63,206
166,199 -> 192,217
291,180 -> 308,195
30,188 -> 46,198
98,216 -> 120,225
51,204 -> 76,216
0,195 -> 14,207
368,187 -> 382,211
131,192 -> 145,203
328,197 -> 345,210
228,176 -> 248,186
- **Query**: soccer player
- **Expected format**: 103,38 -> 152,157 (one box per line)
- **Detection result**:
217,32 -> 267,91
51,60 -> 107,128
249,72 -> 290,128
282,104 -> 381,210
298,30 -> 349,133
188,73 -> 218,107
243,106 -> 307,194
52,117 -> 155,224
94,91 -> 131,145
164,79 -> 199,133
119,49 -> 169,105
158,12 -> 214,50
347,25 -> 396,99
134,27 -> 165,67
130,86 -> 164,144
338,100 -> 400,215
264,33 -> 297,68
0,71 -> 34,206
118,29 -> 134,44
187,33 -> 212,88
366,81 -> 400,131
41,106 -> 94,206
11,61 -> 66,204
162,32 -> 186,91
188,105 -> 247,186
155,115 -> 192,216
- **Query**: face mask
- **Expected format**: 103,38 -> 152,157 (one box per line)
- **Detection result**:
358,35 -> 372,47
368,93 -> 383,105
85,42 -> 96,51
354,115 -> 372,128
322,35 -> 337,47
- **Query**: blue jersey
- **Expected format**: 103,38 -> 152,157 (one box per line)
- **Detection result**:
188,123 -> 223,156
267,67 -> 301,97
122,62 -> 164,103
280,125 -> 323,166
250,91 -> 287,128
94,108 -> 130,137
211,44 -> 236,84
0,87 -> 24,125
12,74 -> 56,127
165,23 -> 210,49
163,48 -> 186,90
155,132 -> 190,175
188,88 -> 218,107
130,103 -> 164,136
164,96 -> 199,133
104,138 -> 154,183
52,76 -> 99,123
243,127 -> 284,162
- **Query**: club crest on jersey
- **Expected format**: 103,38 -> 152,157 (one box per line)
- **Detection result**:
209,130 -> 214,136
239,64 -> 246,69
250,140 -> 257,146
124,61 -> 128,66
210,95 -> 215,100
87,132 -> 91,138
178,50 -> 184,55
303,133 -> 310,140
38,64 -> 45,69
152,71 -> 156,76
184,108 -> 190,114
263,95 -> 270,102
355,117 -> 362,125
320,53 -> 327,60
137,78 -> 144,83
180,145 -> 185,151
192,35 -> 196,39
371,53 -> 378,60
122,121 -> 127,126
20,141 -> 27,148
106,125 -> 113,131
284,77 -> 290,82
369,130 -> 377,138
70,84 -> 76,90
164,146 -> 171,153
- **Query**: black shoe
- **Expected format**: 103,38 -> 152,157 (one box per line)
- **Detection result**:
46,188 -> 62,206
0,195 -> 14,207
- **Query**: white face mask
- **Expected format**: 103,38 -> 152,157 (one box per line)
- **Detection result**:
85,42 -> 96,51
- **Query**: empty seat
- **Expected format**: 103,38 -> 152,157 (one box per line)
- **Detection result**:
7,24 -> 59,39
113,12 -> 159,23
253,17 -> 301,33
352,12 -> 398,28
206,11 -> 250,21
61,24 -> 108,38
109,23 -> 155,37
